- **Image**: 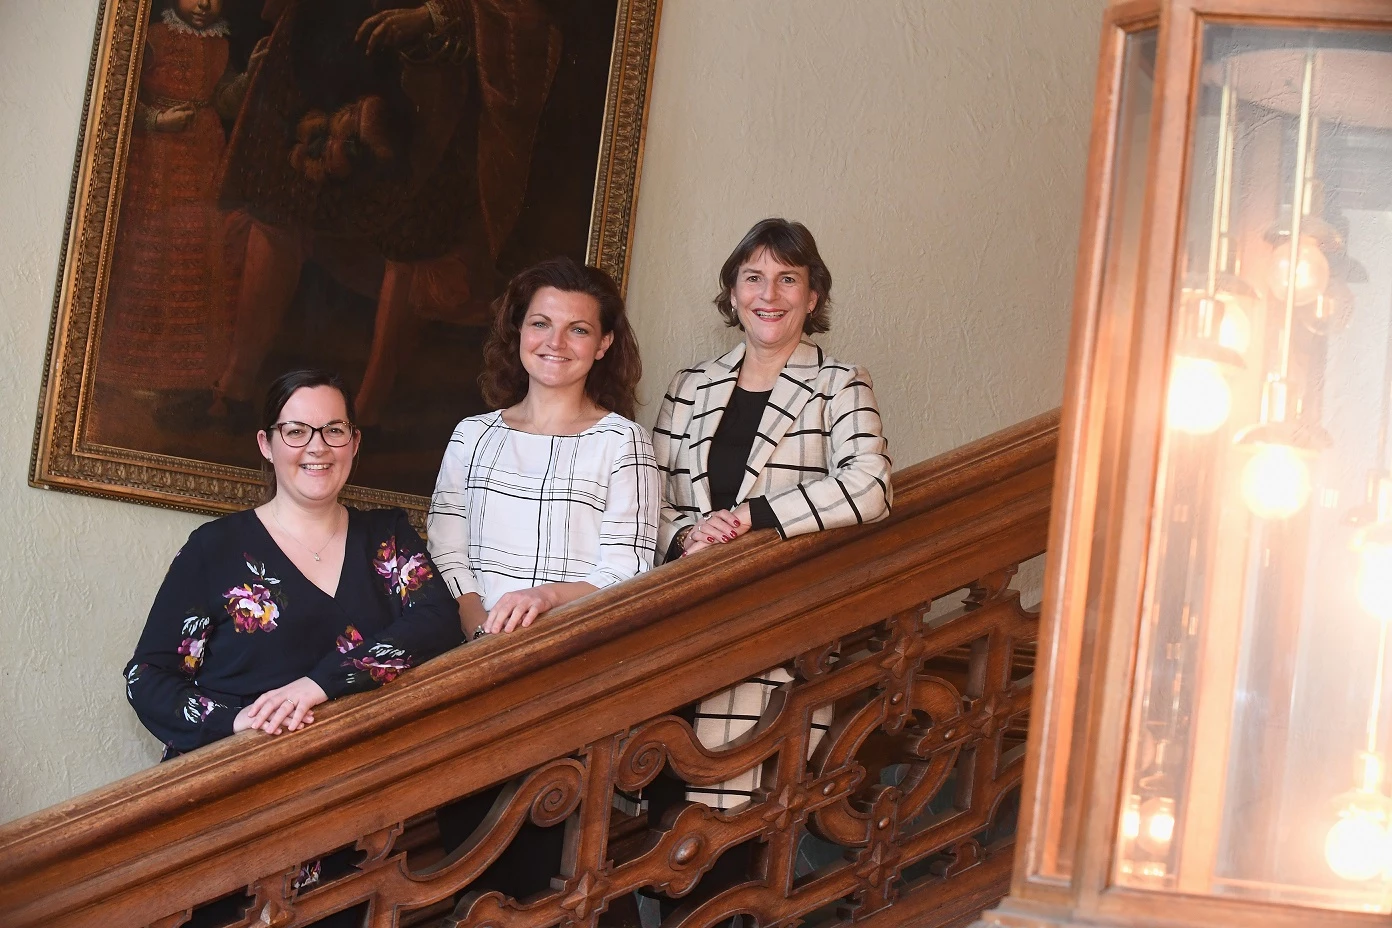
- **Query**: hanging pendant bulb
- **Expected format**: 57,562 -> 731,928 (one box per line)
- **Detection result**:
1240,442 -> 1313,519
1355,523 -> 1392,623
1168,355 -> 1233,435
1218,299 -> 1253,354
1269,234 -> 1331,305
1135,796 -> 1177,855
1327,753 -> 1392,882
1352,479 -> 1392,623
1304,277 -> 1356,336
1167,284 -> 1249,435
1121,794 -> 1143,841
1234,378 -> 1327,520
1326,798 -> 1391,882
1263,209 -> 1343,308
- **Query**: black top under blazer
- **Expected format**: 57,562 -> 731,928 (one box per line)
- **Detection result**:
652,339 -> 893,559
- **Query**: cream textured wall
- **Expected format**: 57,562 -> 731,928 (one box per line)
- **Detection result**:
0,0 -> 1102,822
0,0 -> 211,822
626,0 -> 1104,466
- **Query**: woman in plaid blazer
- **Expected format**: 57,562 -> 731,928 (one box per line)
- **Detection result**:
653,219 -> 892,562
648,219 -> 892,820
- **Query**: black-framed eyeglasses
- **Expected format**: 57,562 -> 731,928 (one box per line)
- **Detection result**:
271,420 -> 356,448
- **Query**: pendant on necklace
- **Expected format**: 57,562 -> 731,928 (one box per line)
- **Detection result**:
314,554 -> 321,561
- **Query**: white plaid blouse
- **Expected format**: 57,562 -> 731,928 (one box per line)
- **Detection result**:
426,411 -> 661,610
652,339 -> 893,808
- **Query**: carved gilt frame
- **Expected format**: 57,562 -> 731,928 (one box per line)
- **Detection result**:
29,0 -> 662,522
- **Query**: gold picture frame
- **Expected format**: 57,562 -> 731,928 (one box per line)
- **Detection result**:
30,0 -> 661,525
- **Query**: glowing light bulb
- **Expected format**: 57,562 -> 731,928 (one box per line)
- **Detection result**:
1356,534 -> 1392,622
1135,796 -> 1176,855
1240,443 -> 1312,519
1269,234 -> 1330,305
1217,300 -> 1251,355
1326,797 -> 1392,882
1305,279 -> 1355,336
1121,797 -> 1141,841
1166,356 -> 1231,435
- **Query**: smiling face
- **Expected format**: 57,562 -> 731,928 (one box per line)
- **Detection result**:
518,287 -> 614,396
731,248 -> 819,356
256,385 -> 359,509
173,0 -> 224,29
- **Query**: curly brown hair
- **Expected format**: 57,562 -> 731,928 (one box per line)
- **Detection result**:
479,257 -> 642,421
714,218 -> 833,335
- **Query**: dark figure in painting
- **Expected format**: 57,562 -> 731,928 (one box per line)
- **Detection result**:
210,0 -> 562,426
96,0 -> 251,394
85,0 -> 616,499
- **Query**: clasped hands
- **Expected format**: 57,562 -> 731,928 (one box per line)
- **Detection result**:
234,677 -> 328,736
681,502 -> 753,556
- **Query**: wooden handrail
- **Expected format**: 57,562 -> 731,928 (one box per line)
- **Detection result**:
0,409 -> 1059,928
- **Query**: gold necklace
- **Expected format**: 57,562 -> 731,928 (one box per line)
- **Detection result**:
271,504 -> 343,562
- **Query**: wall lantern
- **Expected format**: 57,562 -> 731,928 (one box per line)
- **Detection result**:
977,1 -> 1392,926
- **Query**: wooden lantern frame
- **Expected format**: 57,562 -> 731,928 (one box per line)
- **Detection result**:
978,1 -> 1392,927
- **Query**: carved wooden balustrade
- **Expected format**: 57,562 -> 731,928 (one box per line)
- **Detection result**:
0,411 -> 1057,928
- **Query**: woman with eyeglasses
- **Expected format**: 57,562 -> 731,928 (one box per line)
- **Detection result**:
124,369 -> 465,760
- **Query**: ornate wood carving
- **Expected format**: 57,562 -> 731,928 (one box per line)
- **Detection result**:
0,412 -> 1058,928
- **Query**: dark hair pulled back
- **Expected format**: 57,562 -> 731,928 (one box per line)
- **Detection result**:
259,369 -> 357,499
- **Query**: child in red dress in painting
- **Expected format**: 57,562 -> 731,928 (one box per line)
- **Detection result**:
96,0 -> 248,401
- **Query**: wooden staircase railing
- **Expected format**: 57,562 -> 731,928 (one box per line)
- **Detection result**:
0,410 -> 1058,928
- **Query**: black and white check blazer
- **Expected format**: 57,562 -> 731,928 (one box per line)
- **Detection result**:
653,339 -> 892,559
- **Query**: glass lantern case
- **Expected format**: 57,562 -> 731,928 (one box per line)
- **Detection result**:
978,1 -> 1392,927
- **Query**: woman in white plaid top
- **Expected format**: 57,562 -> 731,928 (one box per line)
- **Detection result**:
427,257 -> 660,898
427,257 -> 660,642
650,219 -> 891,818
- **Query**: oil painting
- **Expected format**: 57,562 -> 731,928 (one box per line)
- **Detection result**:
32,0 -> 659,516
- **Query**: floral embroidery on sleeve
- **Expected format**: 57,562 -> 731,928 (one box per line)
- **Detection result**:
345,642 -> 413,686
373,537 -> 434,606
182,693 -> 225,724
292,860 -> 323,893
223,556 -> 285,633
126,663 -> 145,700
336,625 -> 364,654
178,612 -> 212,674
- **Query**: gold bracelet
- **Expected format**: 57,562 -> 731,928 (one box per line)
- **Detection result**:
675,525 -> 695,551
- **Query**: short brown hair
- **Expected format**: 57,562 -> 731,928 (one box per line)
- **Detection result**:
479,257 -> 642,421
714,218 -> 833,335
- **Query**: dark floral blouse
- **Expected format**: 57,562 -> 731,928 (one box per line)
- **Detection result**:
125,507 -> 465,758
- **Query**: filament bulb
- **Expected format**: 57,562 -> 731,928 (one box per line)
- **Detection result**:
1121,795 -> 1142,841
1269,234 -> 1330,305
1217,300 -> 1251,355
1240,443 -> 1312,520
1326,793 -> 1392,882
1355,530 -> 1392,622
1135,796 -> 1176,855
1167,356 -> 1231,435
